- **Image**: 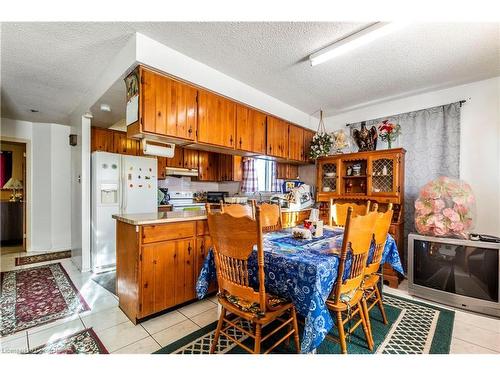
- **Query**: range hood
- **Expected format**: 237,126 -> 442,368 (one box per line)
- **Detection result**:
165,166 -> 199,177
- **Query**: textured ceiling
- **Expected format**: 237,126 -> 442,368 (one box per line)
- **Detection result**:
2,22 -> 499,126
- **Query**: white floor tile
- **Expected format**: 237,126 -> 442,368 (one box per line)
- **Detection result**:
0,333 -> 28,354
25,313 -> 82,335
454,310 -> 500,334
141,310 -> 187,335
28,318 -> 85,349
96,320 -> 149,352
191,307 -> 219,328
450,337 -> 499,354
178,299 -> 217,318
452,320 -> 500,352
81,306 -> 129,331
152,319 -> 199,347
113,336 -> 161,354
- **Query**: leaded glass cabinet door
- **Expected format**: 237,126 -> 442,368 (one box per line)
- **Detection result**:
368,154 -> 400,197
318,159 -> 340,196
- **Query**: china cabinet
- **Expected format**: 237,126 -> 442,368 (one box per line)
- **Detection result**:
316,148 -> 406,287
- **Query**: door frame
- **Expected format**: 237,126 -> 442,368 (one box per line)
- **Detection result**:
0,136 -> 31,252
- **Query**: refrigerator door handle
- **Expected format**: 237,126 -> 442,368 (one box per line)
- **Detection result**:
122,174 -> 128,212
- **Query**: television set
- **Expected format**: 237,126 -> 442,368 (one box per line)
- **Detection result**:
408,233 -> 500,317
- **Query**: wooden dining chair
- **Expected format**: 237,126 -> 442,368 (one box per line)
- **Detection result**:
251,201 -> 283,232
220,200 -> 255,218
328,199 -> 371,227
207,207 -> 300,354
363,205 -> 393,330
325,207 -> 377,354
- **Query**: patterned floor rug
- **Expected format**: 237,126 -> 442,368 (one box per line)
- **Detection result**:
15,250 -> 72,266
154,294 -> 454,354
29,328 -> 108,354
0,263 -> 90,337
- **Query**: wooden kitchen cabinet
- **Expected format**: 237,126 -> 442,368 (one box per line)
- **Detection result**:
113,131 -> 140,155
183,149 -> 199,169
196,235 -> 216,294
303,129 -> 315,162
236,105 -> 267,154
266,116 -> 289,158
140,68 -> 197,141
218,154 -> 242,182
157,157 -> 167,180
91,127 -> 113,152
166,146 -> 184,168
277,163 -> 299,180
198,151 -> 219,181
288,124 -> 304,162
197,90 -> 236,149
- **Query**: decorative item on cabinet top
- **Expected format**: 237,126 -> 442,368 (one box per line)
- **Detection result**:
352,121 -> 377,152
308,110 -> 333,160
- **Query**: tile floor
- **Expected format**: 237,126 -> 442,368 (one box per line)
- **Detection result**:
1,250 -> 499,354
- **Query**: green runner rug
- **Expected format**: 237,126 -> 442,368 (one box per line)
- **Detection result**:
154,294 -> 454,354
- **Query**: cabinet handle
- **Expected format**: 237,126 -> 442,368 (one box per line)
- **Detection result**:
144,282 -> 148,288
188,127 -> 193,134
239,137 -> 242,148
188,244 -> 191,255
157,111 -> 161,117
229,136 -> 233,144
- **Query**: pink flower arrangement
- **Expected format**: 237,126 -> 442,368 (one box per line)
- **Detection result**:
414,176 -> 475,239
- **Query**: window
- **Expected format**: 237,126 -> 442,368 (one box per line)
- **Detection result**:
255,159 -> 280,192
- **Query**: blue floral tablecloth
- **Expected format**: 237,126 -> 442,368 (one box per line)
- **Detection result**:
195,226 -> 404,353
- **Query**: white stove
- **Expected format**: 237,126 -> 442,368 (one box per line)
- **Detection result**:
168,191 -> 206,212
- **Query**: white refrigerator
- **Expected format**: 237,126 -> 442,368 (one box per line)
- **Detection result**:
91,151 -> 158,272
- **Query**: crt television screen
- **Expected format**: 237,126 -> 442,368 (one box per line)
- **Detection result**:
413,239 -> 498,302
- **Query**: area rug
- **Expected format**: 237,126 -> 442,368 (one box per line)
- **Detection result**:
154,294 -> 454,354
91,270 -> 116,295
29,328 -> 108,354
0,263 -> 90,337
15,250 -> 72,266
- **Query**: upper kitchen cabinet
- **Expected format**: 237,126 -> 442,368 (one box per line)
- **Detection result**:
182,149 -> 199,170
303,129 -> 315,163
197,90 -> 236,149
198,151 -> 219,181
288,124 -> 304,162
112,131 -> 140,155
235,105 -> 267,154
166,146 -> 184,168
218,154 -> 242,182
91,127 -> 113,152
266,117 -> 289,158
127,67 -> 197,142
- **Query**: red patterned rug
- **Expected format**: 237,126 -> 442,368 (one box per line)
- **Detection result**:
0,263 -> 90,337
15,250 -> 72,266
29,328 -> 108,354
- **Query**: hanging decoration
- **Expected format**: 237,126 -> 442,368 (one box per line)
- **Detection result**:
309,110 -> 333,159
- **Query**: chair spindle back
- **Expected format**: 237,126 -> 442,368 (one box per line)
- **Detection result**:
329,200 -> 372,227
365,205 -> 393,275
220,200 -> 255,218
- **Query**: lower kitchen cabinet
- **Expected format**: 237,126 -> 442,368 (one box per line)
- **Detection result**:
116,219 -> 210,323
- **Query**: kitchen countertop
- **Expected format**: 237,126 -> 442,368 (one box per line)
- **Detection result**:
112,210 -> 208,225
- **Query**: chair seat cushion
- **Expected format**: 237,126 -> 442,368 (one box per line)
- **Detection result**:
363,274 -> 380,289
326,289 -> 364,311
220,292 -> 290,318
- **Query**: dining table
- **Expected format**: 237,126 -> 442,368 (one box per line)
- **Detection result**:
195,225 -> 404,353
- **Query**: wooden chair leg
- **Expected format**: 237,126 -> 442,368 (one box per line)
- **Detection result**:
375,284 -> 388,325
210,307 -> 225,354
336,311 -> 347,354
291,307 -> 301,354
254,323 -> 262,354
361,298 -> 375,350
359,301 -> 374,351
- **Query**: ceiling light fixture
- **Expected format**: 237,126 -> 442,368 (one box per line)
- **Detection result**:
309,22 -> 408,67
100,103 -> 111,112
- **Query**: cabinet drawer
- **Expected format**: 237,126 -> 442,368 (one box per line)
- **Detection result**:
142,222 -> 195,244
196,220 -> 209,236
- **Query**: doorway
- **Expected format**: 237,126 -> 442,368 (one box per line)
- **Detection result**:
1,140 -> 27,254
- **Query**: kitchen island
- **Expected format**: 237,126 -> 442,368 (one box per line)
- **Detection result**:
112,206 -> 313,323
113,211 -> 214,323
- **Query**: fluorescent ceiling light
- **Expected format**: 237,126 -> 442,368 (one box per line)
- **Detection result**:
309,22 -> 408,66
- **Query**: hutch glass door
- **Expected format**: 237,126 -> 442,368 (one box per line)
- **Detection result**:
368,155 -> 399,197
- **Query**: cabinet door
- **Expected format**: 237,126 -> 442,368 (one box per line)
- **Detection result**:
140,68 -> 196,141
198,151 -> 219,181
155,242 -> 177,311
367,154 -> 400,197
112,131 -> 127,154
166,146 -> 184,168
174,239 -> 195,304
140,246 -> 156,317
266,117 -> 289,158
317,159 -> 340,196
198,90 -> 236,149
183,149 -> 199,169
288,124 -> 304,161
157,157 -> 167,180
303,129 -> 315,162
92,127 -> 113,152
236,105 -> 267,153
196,235 -> 216,294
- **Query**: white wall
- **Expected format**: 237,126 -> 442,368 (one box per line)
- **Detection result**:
1,118 -> 72,251
325,77 -> 500,236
